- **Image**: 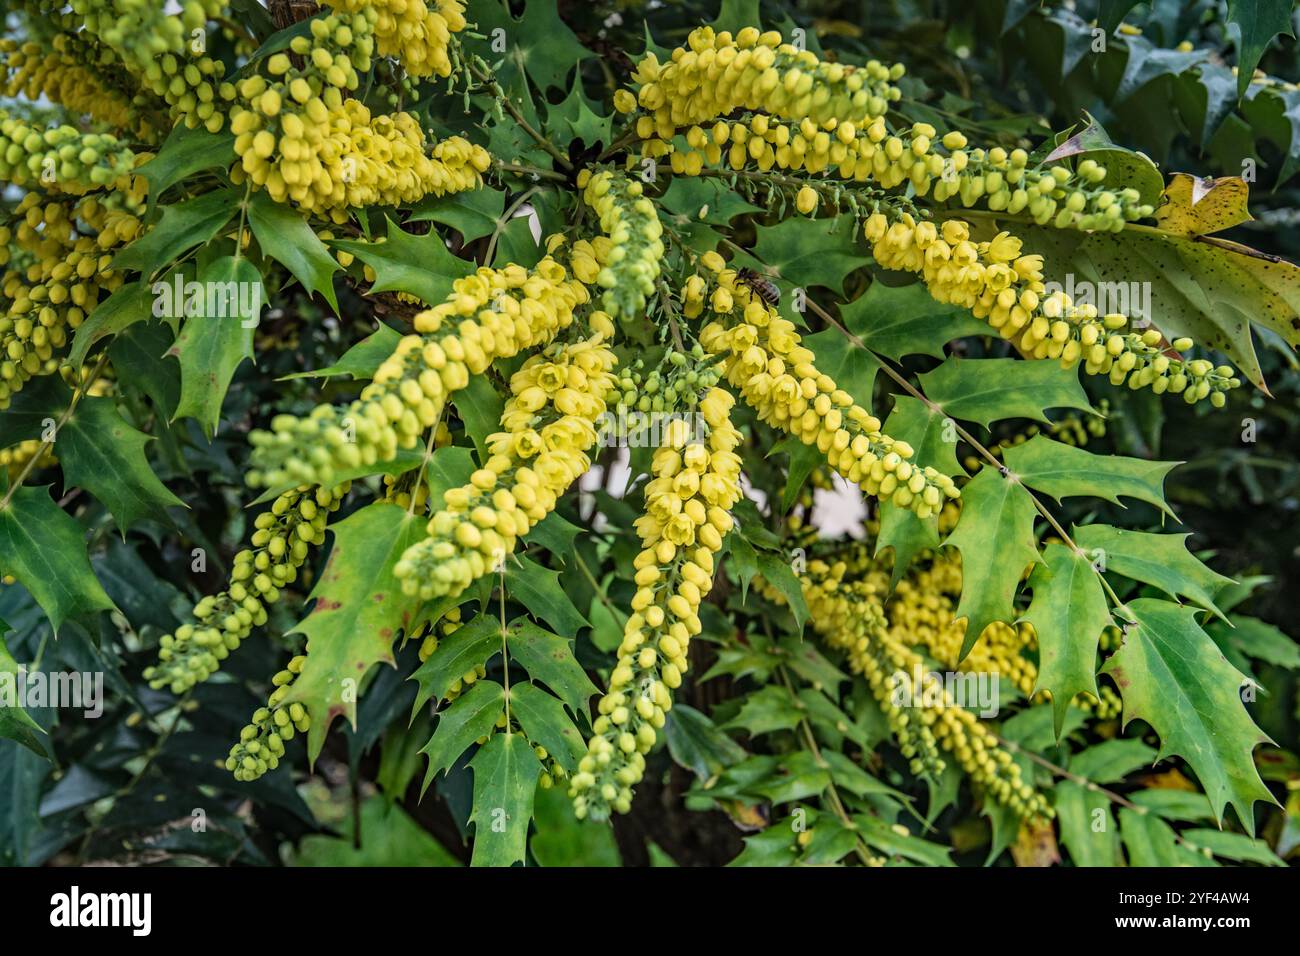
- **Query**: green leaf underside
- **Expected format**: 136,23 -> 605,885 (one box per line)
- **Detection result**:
507,619 -> 600,715
468,732 -> 542,867
1102,598 -> 1274,831
332,217 -> 473,307
0,485 -> 116,633
1004,435 -> 1177,517
942,468 -> 1040,658
282,503 -> 426,763
920,357 -> 1095,429
247,190 -> 340,310
1024,543 -> 1113,736
1072,524 -> 1233,620
421,679 -> 505,787
166,255 -> 262,437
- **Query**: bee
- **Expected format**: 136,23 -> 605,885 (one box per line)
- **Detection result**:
736,267 -> 781,308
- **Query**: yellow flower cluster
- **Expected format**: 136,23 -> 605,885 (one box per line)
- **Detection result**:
787,559 -> 1053,819
226,655 -> 312,782
572,391 -> 744,820
325,0 -> 467,78
0,34 -> 151,137
393,334 -> 618,601
0,438 -> 53,478
577,169 -> 664,320
865,214 -> 1239,404
0,111 -> 137,193
224,8 -> 487,218
0,184 -> 142,408
69,0 -> 226,129
625,26 -> 902,148
693,255 -> 960,516
143,485 -> 348,694
248,255 -> 587,489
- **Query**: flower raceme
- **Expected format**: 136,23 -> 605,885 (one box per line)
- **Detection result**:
247,254 -> 588,491
326,0 -> 468,79
571,390 -> 744,820
865,214 -> 1239,403
226,8 -> 489,218
577,169 -> 665,321
776,559 -> 1053,820
623,26 -> 903,145
693,256 -> 959,517
143,485 -> 348,694
393,333 -> 619,602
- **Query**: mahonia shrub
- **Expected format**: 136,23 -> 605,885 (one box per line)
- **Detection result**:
1,0 -> 1299,868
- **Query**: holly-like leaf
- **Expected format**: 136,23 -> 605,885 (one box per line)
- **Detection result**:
411,614 -> 502,713
1227,0 -> 1296,99
0,627 -> 46,756
508,681 -> 586,773
748,217 -> 871,296
1042,112 -> 1165,206
1023,542 -> 1113,735
247,190 -> 339,310
1115,35 -> 1208,104
803,328 -> 879,412
465,0 -> 592,95
332,216 -> 473,306
1102,598 -> 1275,831
546,76 -> 613,148
873,394 -> 962,587
421,679 -> 505,786
920,357 -> 1094,428
54,389 -> 183,534
0,485 -> 116,634
1182,828 -> 1283,866
112,188 -> 237,276
1054,781 -> 1121,867
1072,524 -> 1233,620
281,322 -> 402,382
664,704 -> 747,780
506,619 -> 599,715
69,281 -> 154,367
755,551 -> 810,631
942,468 -> 1039,658
138,123 -> 235,205
1068,738 -> 1158,784
454,373 -> 505,460
468,731 -> 542,868
411,187 -> 506,243
770,436 -> 823,513
723,685 -> 803,737
1119,808 -> 1213,866
166,254 -> 262,438
1004,436 -> 1177,517
280,502 -> 427,763
504,558 -> 589,636
841,280 -> 991,360
1209,615 -> 1300,670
